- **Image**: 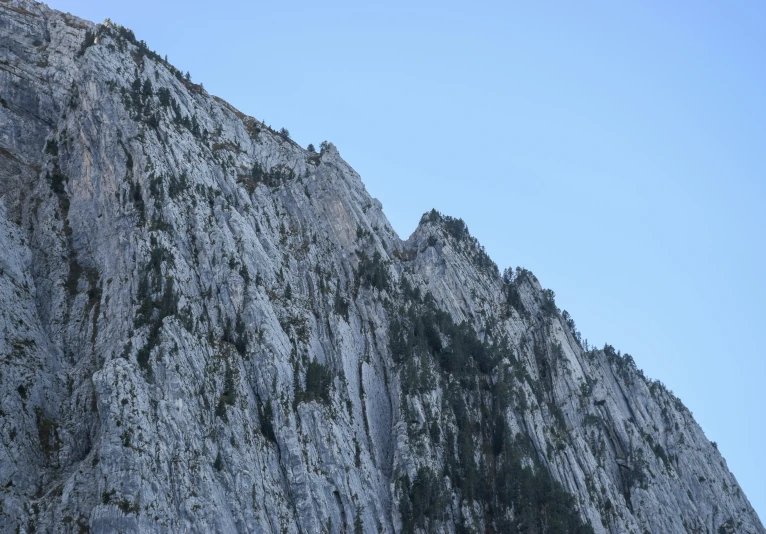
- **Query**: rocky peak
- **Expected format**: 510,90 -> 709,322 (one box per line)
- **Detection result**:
0,1 -> 763,533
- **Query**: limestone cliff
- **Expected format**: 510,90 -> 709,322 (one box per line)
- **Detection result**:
0,1 -> 763,532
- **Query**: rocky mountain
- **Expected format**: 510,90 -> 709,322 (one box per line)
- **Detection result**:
0,1 -> 763,532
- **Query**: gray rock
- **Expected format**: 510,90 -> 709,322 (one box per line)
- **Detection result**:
0,1 -> 762,532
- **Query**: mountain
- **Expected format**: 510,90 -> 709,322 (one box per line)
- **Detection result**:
0,1 -> 763,532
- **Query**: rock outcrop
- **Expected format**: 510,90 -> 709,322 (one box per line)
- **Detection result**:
0,1 -> 763,532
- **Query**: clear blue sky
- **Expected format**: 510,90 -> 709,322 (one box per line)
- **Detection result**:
48,0 -> 766,521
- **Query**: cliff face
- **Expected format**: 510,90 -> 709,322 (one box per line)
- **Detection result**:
0,1 -> 762,533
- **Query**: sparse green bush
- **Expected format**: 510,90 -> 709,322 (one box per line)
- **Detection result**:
583,414 -> 601,426
443,216 -> 467,240
260,399 -> 277,443
45,139 -> 58,156
302,360 -> 333,405
399,468 -> 448,531
541,288 -> 558,315
168,172 -> 188,199
157,87 -> 171,107
239,161 -> 296,191
354,508 -> 364,534
135,276 -> 178,372
356,251 -> 389,292
334,293 -> 350,321
77,30 -> 95,57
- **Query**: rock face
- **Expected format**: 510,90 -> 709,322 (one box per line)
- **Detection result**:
0,1 -> 763,532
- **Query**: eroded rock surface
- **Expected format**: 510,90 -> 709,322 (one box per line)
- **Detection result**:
0,1 -> 763,532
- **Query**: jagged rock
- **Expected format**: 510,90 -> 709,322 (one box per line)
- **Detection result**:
0,1 -> 763,532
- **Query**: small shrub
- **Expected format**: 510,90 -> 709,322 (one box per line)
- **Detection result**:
260,400 -> 277,443
35,407 -> 61,459
303,360 -> 333,404
334,293 -> 349,321
583,414 -> 601,426
157,87 -> 171,107
400,468 -> 448,531
356,251 -> 389,292
443,216 -> 467,240
77,30 -> 95,57
541,288 -> 558,315
168,172 -> 188,199
45,139 -> 58,156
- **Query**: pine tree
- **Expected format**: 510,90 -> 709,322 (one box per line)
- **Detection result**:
142,78 -> 153,97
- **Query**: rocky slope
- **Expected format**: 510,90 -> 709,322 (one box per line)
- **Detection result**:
0,1 -> 763,532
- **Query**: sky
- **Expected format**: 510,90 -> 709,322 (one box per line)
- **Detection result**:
47,0 -> 766,522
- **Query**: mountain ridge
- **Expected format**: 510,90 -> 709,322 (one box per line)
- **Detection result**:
0,1 -> 763,532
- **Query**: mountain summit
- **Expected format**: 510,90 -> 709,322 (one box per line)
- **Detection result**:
0,1 -> 763,532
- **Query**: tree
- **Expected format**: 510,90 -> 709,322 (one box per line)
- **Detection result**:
77,30 -> 95,57
304,360 -> 333,404
191,115 -> 201,137
142,78 -> 153,97
307,143 -> 316,153
157,87 -> 171,107
260,400 -> 277,443
541,288 -> 558,315
279,127 -> 290,139
356,251 -> 389,291
354,507 -> 364,534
